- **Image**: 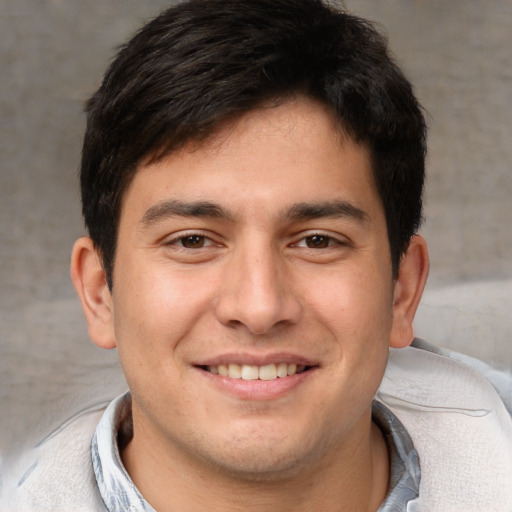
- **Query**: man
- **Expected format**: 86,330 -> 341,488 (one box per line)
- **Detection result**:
3,0 -> 512,510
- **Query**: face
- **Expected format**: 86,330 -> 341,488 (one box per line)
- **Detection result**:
109,98 -> 398,479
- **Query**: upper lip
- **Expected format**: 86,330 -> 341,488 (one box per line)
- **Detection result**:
194,352 -> 318,367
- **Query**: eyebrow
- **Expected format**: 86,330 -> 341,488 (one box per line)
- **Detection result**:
140,200 -> 234,227
285,200 -> 369,223
140,198 -> 369,228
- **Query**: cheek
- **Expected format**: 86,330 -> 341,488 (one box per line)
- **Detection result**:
305,263 -> 393,333
301,264 -> 394,391
112,262 -> 218,356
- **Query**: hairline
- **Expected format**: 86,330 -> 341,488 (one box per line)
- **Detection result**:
102,95 -> 393,289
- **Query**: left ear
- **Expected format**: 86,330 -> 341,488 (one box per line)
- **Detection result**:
390,235 -> 429,348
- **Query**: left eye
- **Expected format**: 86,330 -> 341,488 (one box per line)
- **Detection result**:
177,235 -> 211,248
299,234 -> 338,249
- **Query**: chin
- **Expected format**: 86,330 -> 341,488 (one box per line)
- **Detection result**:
196,426 -> 320,482
207,450 -> 310,483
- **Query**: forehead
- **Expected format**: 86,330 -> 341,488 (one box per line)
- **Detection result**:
122,97 -> 380,223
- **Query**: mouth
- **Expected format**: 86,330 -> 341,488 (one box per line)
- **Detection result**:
195,356 -> 317,400
199,363 -> 311,381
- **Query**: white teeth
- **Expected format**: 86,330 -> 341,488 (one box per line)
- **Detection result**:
228,364 -> 241,379
259,363 -> 277,381
276,362 -> 288,378
241,365 -> 259,380
287,363 -> 297,376
208,362 -> 306,380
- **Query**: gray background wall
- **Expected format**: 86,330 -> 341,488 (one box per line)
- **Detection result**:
1,0 -> 511,459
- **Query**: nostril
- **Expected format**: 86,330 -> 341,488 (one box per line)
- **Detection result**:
226,319 -> 243,329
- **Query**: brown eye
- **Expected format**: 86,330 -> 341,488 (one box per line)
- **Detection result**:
305,235 -> 331,248
180,235 -> 206,248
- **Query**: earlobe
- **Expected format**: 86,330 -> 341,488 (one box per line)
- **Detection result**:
389,235 -> 429,349
70,237 -> 117,349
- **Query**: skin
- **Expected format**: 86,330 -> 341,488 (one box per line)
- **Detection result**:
72,97 -> 429,511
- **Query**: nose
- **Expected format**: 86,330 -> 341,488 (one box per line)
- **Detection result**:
214,241 -> 302,335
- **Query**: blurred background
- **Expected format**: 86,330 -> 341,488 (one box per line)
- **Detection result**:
1,0 -> 511,461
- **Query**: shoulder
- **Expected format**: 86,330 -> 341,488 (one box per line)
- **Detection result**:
378,341 -> 512,511
1,404 -> 108,512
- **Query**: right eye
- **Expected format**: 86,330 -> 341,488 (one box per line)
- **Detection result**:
302,234 -> 335,249
166,233 -> 216,249
179,235 -> 208,248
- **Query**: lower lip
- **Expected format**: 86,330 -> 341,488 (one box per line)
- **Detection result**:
197,367 -> 316,401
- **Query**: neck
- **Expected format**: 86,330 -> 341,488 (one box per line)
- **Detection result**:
122,412 -> 389,512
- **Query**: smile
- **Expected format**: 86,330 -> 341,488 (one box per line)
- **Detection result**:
204,363 -> 308,380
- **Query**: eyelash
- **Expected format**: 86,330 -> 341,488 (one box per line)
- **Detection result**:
165,231 -> 217,249
293,232 -> 346,249
164,231 -> 346,251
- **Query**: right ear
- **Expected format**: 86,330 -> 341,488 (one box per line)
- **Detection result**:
70,237 -> 117,349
